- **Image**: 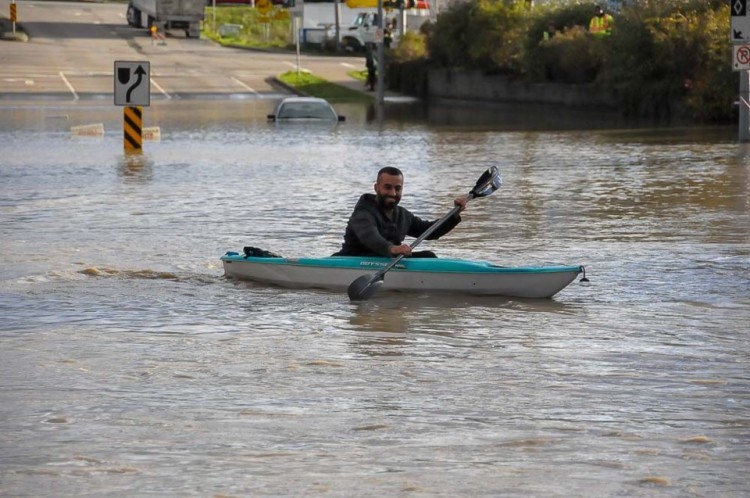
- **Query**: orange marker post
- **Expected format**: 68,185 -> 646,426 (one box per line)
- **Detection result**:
10,0 -> 17,34
123,106 -> 143,153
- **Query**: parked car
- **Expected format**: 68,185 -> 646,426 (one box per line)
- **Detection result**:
267,97 -> 345,122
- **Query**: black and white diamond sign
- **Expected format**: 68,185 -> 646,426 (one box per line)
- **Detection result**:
732,0 -> 750,41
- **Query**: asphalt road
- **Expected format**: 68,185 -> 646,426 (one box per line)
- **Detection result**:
0,0 -> 366,101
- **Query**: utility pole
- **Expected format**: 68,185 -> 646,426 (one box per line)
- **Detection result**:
334,0 -> 341,53
376,0 -> 385,107
399,4 -> 406,38
741,71 -> 750,142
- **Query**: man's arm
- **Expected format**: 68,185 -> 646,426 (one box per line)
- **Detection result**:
406,196 -> 467,240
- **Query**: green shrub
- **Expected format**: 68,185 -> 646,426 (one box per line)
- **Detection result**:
598,1 -> 735,120
427,1 -> 474,69
520,2 -> 600,81
392,31 -> 428,63
426,0 -> 528,73
681,8 -> 736,121
387,30 -> 431,97
535,25 -> 603,83
422,0 -> 735,121
203,6 -> 292,48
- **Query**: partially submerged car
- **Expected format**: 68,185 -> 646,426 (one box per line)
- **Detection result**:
267,97 -> 345,123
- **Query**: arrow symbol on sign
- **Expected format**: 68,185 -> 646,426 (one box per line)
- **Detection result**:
126,65 -> 146,103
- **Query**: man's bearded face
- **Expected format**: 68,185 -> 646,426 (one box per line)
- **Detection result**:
374,173 -> 403,209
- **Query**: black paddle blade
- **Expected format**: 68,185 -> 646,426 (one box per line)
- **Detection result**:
347,274 -> 384,301
471,166 -> 503,198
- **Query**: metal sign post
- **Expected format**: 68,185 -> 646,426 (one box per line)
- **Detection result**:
732,0 -> 750,142
376,0 -> 384,108
334,0 -> 341,53
295,14 -> 301,77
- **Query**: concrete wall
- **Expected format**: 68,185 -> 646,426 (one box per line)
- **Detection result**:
427,69 -> 618,110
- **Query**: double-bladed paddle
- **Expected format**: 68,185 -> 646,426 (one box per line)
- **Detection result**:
347,166 -> 503,301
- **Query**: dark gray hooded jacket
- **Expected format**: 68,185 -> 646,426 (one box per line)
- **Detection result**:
333,193 -> 461,257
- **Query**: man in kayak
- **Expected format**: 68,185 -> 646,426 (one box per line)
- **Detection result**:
333,167 -> 467,258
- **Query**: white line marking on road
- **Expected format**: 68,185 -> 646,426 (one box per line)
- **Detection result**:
3,78 -> 35,85
283,61 -> 308,71
341,62 -> 356,69
59,72 -> 79,100
231,76 -> 258,94
150,78 -> 171,99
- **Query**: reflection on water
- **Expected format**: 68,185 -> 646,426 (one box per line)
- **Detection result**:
350,303 -> 411,335
1,100 -> 748,497
117,152 -> 155,182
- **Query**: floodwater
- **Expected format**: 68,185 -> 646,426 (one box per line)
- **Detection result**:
1,100 -> 749,497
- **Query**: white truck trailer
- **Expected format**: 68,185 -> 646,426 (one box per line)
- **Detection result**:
126,0 -> 205,38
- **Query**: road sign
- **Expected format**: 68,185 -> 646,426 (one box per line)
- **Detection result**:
732,0 -> 750,41
114,61 -> 150,107
734,44 -> 750,70
256,0 -> 272,14
290,0 -> 303,17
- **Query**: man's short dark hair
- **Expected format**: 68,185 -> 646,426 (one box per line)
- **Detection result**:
377,166 -> 403,179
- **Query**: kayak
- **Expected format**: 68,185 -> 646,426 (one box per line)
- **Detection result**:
221,250 -> 585,299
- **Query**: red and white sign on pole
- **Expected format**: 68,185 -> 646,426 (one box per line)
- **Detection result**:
733,1 -> 750,71
735,45 -> 750,71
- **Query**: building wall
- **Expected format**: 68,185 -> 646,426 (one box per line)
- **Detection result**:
427,69 -> 618,109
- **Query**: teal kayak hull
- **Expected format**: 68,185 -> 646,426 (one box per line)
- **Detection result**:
221,253 -> 583,299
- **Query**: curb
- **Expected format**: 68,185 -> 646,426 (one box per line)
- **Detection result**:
268,77 -> 308,97
0,17 -> 29,42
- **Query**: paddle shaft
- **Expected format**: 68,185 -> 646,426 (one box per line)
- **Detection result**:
368,192 -> 476,282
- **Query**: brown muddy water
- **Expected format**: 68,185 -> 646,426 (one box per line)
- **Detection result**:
1,100 -> 748,497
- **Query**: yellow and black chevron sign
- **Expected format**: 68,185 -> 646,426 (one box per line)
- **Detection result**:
10,2 -> 17,22
123,106 -> 142,152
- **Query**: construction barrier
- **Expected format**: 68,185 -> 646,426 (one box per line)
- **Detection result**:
143,126 -> 161,141
71,123 -> 105,137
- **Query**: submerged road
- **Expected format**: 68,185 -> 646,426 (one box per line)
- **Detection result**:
0,0 -> 364,101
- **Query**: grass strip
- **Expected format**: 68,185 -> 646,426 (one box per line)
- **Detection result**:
278,71 -> 372,103
348,70 -> 367,82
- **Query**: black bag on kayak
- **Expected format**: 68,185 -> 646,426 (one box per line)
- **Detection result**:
243,246 -> 283,258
